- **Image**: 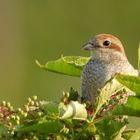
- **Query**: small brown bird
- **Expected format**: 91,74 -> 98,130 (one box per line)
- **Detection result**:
81,34 -> 138,104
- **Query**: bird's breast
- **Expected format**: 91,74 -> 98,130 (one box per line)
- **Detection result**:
82,59 -> 112,87
82,56 -> 138,89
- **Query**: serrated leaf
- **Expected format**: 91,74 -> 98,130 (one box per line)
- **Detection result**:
112,96 -> 140,117
92,79 -> 124,120
115,74 -> 140,96
62,56 -> 89,69
96,116 -> 126,140
36,56 -> 89,77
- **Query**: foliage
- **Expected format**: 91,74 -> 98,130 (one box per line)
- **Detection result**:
138,43 -> 140,71
0,46 -> 140,139
36,55 -> 89,77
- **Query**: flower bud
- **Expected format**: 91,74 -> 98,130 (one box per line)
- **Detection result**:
1,101 -> 6,106
32,96 -> 37,101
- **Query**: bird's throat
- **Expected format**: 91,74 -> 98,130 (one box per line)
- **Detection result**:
91,49 -> 127,63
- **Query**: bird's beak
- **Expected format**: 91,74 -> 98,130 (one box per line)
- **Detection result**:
83,43 -> 93,50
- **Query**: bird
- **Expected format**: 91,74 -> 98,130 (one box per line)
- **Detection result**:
81,34 -> 139,104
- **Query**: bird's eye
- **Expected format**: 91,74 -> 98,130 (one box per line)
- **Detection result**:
103,40 -> 111,46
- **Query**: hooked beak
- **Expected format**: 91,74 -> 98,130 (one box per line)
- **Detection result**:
83,43 -> 94,50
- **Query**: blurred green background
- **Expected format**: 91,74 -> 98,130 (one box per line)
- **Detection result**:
0,0 -> 140,110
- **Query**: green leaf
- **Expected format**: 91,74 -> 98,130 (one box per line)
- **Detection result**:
96,116 -> 126,140
68,88 -> 79,102
62,56 -> 90,69
18,120 -> 64,135
0,123 -> 8,137
122,129 -> 136,140
92,79 -> 124,121
114,125 -> 126,140
130,128 -> 140,140
113,96 -> 140,117
138,43 -> 140,70
40,101 -> 59,114
115,74 -> 140,96
36,56 -> 89,77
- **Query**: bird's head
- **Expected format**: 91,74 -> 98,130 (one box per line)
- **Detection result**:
83,34 -> 126,55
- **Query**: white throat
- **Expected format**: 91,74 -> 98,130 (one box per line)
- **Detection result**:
91,48 -> 127,62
